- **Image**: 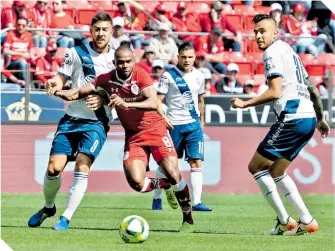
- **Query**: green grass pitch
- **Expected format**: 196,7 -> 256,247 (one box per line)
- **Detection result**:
1,193 -> 334,251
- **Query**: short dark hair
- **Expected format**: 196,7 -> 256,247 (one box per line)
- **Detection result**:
115,45 -> 133,59
91,11 -> 113,26
17,16 -> 28,23
178,42 -> 195,53
252,14 -> 276,24
120,41 -> 132,48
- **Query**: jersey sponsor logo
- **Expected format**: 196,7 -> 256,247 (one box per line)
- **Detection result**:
82,63 -> 94,69
264,57 -> 275,71
131,84 -> 139,95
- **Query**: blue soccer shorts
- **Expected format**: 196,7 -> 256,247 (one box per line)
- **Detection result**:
50,115 -> 109,161
169,121 -> 204,161
257,117 -> 316,161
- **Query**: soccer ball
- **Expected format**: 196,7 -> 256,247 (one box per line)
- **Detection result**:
119,215 -> 149,243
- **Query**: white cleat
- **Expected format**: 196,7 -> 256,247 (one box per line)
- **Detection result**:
283,218 -> 319,236
270,216 -> 297,235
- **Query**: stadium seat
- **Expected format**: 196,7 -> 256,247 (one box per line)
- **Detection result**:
235,62 -> 254,75
256,63 -> 264,74
1,0 -> 13,9
188,3 -> 211,14
65,0 -> 90,10
305,64 -> 326,76
77,9 -> 101,25
253,74 -> 266,86
221,4 -> 233,14
138,1 -> 159,12
236,74 -> 253,85
298,53 -> 316,65
244,15 -> 255,29
31,47 -> 46,58
90,1 -> 114,10
25,0 -> 36,9
316,53 -> 335,65
248,39 -> 262,52
55,48 -> 67,66
255,6 -> 271,14
134,49 -> 145,62
226,14 -> 243,30
63,8 -> 76,19
234,5 -> 255,15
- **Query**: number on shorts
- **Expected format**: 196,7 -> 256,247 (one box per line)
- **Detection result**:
198,141 -> 204,154
162,136 -> 173,148
90,140 -> 99,153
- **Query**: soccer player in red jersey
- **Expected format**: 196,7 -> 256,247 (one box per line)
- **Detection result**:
54,46 -> 195,232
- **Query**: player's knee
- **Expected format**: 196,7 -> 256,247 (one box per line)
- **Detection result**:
75,153 -> 92,173
47,160 -> 63,176
268,166 -> 285,178
248,161 -> 260,175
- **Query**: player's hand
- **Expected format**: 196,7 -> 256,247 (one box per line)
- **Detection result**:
109,94 -> 128,109
231,98 -> 246,109
316,119 -> 330,138
45,79 -> 61,96
85,94 -> 103,111
164,116 -> 174,130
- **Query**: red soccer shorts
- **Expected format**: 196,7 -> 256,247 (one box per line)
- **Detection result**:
123,125 -> 177,166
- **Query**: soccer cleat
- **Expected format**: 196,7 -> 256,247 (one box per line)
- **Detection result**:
179,222 -> 195,233
165,188 -> 179,209
270,216 -> 297,235
28,206 -> 56,227
152,198 -> 163,210
192,202 -> 212,211
52,216 -> 70,231
283,218 -> 319,236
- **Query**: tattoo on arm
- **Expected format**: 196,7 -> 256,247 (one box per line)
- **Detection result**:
305,76 -> 323,120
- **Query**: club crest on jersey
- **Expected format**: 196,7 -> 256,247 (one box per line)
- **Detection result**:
182,91 -> 194,110
264,57 -> 275,71
131,84 -> 139,95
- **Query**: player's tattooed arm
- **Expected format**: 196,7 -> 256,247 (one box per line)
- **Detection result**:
305,76 -> 323,121
198,94 -> 205,128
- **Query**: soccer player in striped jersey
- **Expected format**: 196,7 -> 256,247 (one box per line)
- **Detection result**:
28,11 -> 115,231
231,14 -> 330,236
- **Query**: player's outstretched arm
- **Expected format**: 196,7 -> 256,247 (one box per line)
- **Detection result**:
305,76 -> 330,138
55,84 -> 94,101
231,76 -> 282,108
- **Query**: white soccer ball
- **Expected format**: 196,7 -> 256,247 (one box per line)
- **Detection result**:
119,215 -> 149,243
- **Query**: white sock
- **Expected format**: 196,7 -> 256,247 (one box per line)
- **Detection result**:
44,174 -> 61,208
274,173 -> 313,223
153,167 -> 165,199
172,178 -> 187,192
190,168 -> 202,206
254,170 -> 289,224
62,172 -> 88,220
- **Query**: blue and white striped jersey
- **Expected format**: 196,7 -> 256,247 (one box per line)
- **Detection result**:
263,40 -> 315,121
58,44 -> 115,121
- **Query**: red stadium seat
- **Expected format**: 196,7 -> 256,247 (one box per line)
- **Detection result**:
221,4 -> 233,14
90,1 -> 114,10
236,74 -> 253,85
316,53 -> 335,65
305,64 -> 327,76
55,48 -> 67,66
253,74 -> 266,86
248,39 -> 262,52
298,53 -> 316,65
234,5 -> 255,15
244,15 -> 255,29
25,0 -> 36,9
31,47 -> 46,58
65,0 -> 90,10
226,14 -> 243,30
63,8 -> 76,19
138,1 -> 159,12
245,52 -> 263,63
256,63 -> 264,74
1,0 -> 13,9
255,6 -> 271,14
235,62 -> 254,75
188,3 -> 211,14
77,9 -> 99,25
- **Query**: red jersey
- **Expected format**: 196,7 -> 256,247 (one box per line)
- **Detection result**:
92,66 -> 165,133
3,30 -> 33,61
1,8 -> 34,29
200,14 -> 237,35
